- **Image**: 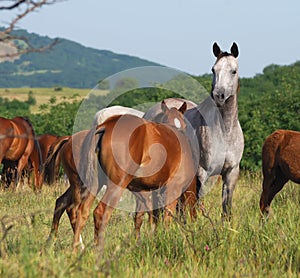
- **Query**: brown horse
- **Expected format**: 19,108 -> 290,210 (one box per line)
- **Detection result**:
46,101 -> 197,251
0,116 -> 42,190
36,134 -> 61,184
133,102 -> 198,237
73,101 -> 197,252
260,130 -> 300,217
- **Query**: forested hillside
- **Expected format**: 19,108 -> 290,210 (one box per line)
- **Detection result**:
0,29 -> 160,88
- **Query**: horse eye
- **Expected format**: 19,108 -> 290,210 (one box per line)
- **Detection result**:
211,68 -> 215,74
232,70 -> 237,75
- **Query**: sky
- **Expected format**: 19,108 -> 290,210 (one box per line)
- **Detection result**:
1,0 -> 300,77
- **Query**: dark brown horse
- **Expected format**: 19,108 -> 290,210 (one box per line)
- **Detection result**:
0,116 -> 42,190
73,102 -> 197,252
46,102 -> 197,251
260,130 -> 300,217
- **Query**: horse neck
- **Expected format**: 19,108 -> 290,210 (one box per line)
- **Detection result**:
218,93 -> 239,132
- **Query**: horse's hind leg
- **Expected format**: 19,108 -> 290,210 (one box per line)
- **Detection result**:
73,192 -> 96,253
93,183 -> 126,253
260,167 -> 288,217
66,206 -> 84,250
47,186 -> 73,243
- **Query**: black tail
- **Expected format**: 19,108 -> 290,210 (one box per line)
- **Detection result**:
44,137 -> 69,185
34,139 -> 43,173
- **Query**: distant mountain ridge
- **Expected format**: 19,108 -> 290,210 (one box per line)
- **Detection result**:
0,29 -> 161,88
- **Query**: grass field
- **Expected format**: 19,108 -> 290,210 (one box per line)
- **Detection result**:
0,87 -> 108,113
0,173 -> 299,277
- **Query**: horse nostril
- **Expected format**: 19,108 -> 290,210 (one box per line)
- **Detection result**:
221,93 -> 225,100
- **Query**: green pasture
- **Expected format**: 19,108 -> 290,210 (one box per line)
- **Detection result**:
0,87 -> 108,113
0,174 -> 299,277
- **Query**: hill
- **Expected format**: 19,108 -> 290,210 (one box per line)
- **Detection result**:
0,29 -> 161,88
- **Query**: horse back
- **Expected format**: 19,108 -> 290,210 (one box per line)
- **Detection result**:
0,117 -> 35,161
97,115 -> 195,190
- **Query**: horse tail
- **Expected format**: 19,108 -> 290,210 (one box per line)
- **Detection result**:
20,116 -> 36,139
78,127 -> 106,196
44,136 -> 70,185
34,139 -> 43,173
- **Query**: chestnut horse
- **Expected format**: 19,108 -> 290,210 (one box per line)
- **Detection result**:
0,116 -> 42,191
46,102 -> 197,251
260,130 -> 300,217
73,102 -> 197,252
37,134 -> 60,184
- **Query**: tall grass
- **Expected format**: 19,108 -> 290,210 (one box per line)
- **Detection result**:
0,174 -> 299,277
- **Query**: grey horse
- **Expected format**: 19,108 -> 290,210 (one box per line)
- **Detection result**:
143,43 -> 244,219
184,42 -> 244,218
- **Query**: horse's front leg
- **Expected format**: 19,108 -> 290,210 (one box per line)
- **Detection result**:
221,166 -> 239,220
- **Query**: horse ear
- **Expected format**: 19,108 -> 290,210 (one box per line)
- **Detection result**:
230,42 -> 239,58
213,42 -> 222,57
161,100 -> 168,113
178,102 -> 187,114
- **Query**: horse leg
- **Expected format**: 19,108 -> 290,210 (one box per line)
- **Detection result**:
133,191 -> 154,239
66,206 -> 85,250
260,168 -> 288,218
47,186 -> 73,244
93,183 -> 126,253
72,191 -> 96,253
221,166 -> 240,220
15,155 -> 30,189
181,176 -> 197,220
31,158 -> 42,192
260,168 -> 276,217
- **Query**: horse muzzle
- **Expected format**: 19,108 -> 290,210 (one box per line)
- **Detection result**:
212,89 -> 227,107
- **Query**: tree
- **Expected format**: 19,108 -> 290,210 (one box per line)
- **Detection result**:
0,0 -> 64,60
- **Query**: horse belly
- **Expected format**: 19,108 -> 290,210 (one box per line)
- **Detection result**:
129,177 -> 162,191
279,146 -> 300,184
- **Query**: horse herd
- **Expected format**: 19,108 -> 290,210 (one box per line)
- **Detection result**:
0,43 -> 299,252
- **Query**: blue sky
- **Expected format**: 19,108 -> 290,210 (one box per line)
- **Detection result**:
1,0 -> 300,77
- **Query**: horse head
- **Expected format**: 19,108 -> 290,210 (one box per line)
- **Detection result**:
211,42 -> 239,107
159,100 -> 187,130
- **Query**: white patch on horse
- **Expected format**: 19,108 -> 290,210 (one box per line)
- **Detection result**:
174,118 -> 181,129
79,234 -> 85,250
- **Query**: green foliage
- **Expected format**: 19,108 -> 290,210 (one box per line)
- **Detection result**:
26,91 -> 36,106
239,61 -> 300,170
0,97 -> 31,118
31,100 -> 81,136
0,61 -> 300,170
